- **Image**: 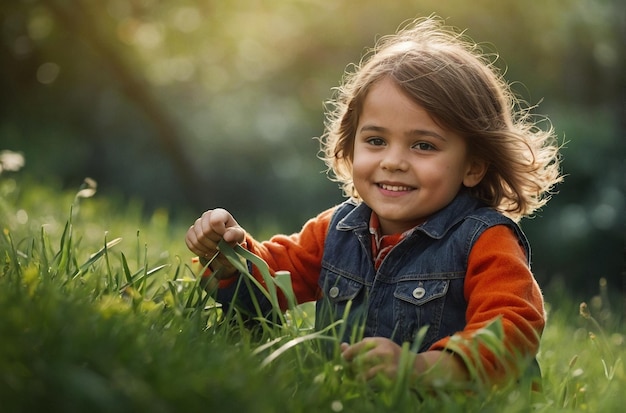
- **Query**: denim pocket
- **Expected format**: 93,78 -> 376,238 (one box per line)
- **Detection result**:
394,279 -> 449,305
316,271 -> 368,338
324,275 -> 364,303
392,279 -> 450,350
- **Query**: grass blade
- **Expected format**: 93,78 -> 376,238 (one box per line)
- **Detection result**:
73,237 -> 123,278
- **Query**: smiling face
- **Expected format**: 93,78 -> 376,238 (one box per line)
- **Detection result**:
352,77 -> 486,235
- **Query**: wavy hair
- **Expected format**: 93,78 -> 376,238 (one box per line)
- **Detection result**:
319,16 -> 563,221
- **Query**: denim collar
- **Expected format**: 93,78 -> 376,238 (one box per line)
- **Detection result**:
336,190 -> 484,240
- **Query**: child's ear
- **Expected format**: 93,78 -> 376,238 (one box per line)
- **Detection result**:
463,158 -> 488,188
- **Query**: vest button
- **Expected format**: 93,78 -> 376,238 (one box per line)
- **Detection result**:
329,286 -> 340,298
412,287 -> 426,299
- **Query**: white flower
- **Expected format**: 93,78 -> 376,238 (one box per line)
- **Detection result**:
0,150 -> 25,173
76,177 -> 98,199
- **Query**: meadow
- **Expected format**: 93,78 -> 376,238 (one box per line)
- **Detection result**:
0,175 -> 623,412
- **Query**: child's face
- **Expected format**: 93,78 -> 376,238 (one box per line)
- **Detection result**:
352,77 -> 485,235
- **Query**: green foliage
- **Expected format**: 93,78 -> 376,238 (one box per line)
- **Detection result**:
1,177 -> 624,412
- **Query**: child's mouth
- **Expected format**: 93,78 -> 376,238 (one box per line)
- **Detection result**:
378,183 -> 414,192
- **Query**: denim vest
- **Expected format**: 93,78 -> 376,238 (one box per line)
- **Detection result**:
315,191 -> 530,352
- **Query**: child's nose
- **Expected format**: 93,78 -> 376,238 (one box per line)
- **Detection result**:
380,148 -> 409,171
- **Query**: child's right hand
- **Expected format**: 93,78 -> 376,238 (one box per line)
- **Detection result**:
185,208 -> 246,279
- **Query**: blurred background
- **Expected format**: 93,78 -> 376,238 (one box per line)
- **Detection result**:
1,0 -> 624,298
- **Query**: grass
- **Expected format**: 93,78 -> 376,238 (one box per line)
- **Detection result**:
0,175 -> 624,412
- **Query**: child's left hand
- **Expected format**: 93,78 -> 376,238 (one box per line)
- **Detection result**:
340,337 -> 404,381
342,338 -> 471,386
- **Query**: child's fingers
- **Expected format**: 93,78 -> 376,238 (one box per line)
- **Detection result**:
185,224 -> 214,256
205,209 -> 236,235
340,342 -> 359,361
223,225 -> 245,244
185,209 -> 245,261
341,339 -> 377,361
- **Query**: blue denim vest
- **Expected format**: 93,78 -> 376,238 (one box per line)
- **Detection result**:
315,190 -> 530,352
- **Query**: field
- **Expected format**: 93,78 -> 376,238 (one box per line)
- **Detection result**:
1,176 -> 624,412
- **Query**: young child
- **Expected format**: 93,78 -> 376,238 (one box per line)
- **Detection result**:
185,16 -> 562,389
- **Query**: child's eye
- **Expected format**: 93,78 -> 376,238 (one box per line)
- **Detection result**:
366,137 -> 386,146
413,142 -> 436,151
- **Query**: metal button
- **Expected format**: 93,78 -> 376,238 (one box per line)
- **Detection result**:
412,287 -> 426,299
329,286 -> 339,298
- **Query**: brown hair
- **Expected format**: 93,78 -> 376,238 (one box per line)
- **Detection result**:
319,16 -> 563,221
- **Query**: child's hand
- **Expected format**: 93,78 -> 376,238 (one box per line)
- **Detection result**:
342,339 -> 470,387
340,337 -> 404,382
185,208 -> 246,279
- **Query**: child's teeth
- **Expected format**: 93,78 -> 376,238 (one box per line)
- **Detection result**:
381,184 -> 410,191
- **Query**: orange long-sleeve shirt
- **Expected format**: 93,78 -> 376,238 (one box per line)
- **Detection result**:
218,205 -> 545,384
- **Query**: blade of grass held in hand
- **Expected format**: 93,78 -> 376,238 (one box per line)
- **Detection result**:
217,240 -> 298,314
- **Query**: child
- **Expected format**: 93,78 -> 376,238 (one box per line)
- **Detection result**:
185,16 -> 562,389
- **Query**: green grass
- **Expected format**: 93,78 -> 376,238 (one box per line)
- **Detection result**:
1,175 -> 624,412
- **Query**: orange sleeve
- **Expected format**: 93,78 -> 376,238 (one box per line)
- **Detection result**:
218,206 -> 336,309
429,225 -> 545,384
